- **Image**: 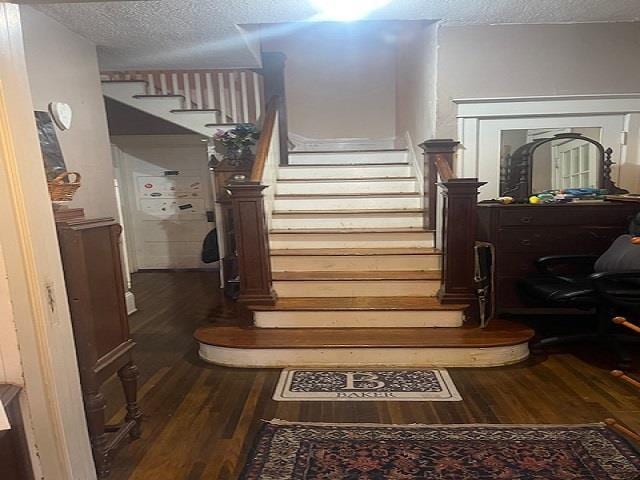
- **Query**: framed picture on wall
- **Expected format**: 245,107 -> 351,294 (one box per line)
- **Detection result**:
34,110 -> 66,180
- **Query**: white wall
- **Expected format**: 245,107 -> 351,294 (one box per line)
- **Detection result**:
436,22 -> 640,138
0,4 -> 95,478
0,243 -> 21,385
21,6 -> 117,218
263,22 -> 398,140
395,21 -> 438,148
111,135 -> 215,270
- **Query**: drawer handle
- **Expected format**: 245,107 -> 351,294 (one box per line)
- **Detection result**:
520,216 -> 532,224
520,239 -> 532,246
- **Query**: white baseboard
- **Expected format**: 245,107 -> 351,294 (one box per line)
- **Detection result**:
125,290 -> 137,315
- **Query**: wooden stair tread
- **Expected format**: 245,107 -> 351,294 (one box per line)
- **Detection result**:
251,296 -> 466,311
273,208 -> 424,215
270,227 -> 433,234
270,247 -> 439,256
275,192 -> 420,198
277,177 -> 414,182
289,149 -> 408,154
170,108 -> 220,113
102,79 -> 147,84
133,94 -> 185,99
194,320 -> 534,349
272,271 -> 441,281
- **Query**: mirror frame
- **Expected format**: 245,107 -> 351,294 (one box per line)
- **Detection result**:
501,132 -> 627,200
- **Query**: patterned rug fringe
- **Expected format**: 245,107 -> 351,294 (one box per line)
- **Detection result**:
266,419 -> 608,429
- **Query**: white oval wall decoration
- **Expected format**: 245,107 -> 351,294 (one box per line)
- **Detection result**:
49,102 -> 72,130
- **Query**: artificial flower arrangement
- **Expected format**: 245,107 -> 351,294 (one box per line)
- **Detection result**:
213,123 -> 259,150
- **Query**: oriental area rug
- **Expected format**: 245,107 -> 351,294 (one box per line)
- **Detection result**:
240,421 -> 640,480
273,368 -> 462,401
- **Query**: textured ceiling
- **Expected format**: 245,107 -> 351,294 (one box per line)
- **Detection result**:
34,0 -> 640,70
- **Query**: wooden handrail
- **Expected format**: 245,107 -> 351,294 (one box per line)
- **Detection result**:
260,52 -> 289,166
250,96 -> 280,182
434,155 -> 455,182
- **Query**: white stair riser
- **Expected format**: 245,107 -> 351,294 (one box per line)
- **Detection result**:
172,110 -> 222,124
271,214 -> 423,229
288,151 -> 408,165
273,280 -> 439,297
254,310 -> 463,328
278,165 -> 413,179
199,344 -> 531,368
101,82 -> 147,97
276,179 -> 418,195
270,232 -> 434,249
274,196 -> 421,211
272,254 -> 440,272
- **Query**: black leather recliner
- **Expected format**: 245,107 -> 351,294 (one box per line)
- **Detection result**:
518,212 -> 640,368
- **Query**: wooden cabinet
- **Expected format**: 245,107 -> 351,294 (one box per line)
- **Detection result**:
477,202 -> 640,313
56,216 -> 141,478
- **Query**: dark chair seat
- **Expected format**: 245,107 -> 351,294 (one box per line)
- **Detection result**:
518,274 -> 597,308
517,215 -> 640,369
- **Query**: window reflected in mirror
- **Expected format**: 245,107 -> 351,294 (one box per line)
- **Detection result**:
500,127 -> 602,196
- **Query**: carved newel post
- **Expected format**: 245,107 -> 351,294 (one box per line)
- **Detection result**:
422,139 -> 486,311
227,181 -> 277,307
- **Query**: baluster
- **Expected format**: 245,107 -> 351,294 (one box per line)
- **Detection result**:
205,73 -> 215,111
147,73 -> 155,94
253,72 -> 262,122
218,72 -> 227,123
171,73 -> 179,96
240,71 -> 249,123
160,73 -> 168,95
229,71 -> 238,123
194,73 -> 203,109
182,73 -> 191,109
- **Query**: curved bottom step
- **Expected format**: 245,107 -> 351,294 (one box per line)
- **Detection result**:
195,320 -> 534,368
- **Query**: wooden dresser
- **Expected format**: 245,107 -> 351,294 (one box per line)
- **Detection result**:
477,201 -> 640,313
56,215 -> 141,478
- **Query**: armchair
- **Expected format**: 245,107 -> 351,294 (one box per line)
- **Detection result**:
518,226 -> 640,368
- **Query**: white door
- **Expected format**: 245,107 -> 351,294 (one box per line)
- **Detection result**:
114,136 -> 215,270
466,114 -> 625,199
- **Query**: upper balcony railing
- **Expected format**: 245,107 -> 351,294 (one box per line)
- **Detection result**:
101,69 -> 264,124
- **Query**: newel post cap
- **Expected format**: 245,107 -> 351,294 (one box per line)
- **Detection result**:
419,139 -> 460,153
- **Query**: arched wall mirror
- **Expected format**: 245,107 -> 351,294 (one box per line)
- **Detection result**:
500,129 -> 627,200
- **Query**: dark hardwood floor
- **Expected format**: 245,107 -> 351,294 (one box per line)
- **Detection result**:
103,271 -> 640,480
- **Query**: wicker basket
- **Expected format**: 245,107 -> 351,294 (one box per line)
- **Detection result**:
48,171 -> 81,202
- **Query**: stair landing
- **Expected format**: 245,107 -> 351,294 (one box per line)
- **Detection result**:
195,320 -> 534,368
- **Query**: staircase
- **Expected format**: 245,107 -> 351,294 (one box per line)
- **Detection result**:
101,69 -> 263,137
195,148 -> 533,367
102,80 -> 224,137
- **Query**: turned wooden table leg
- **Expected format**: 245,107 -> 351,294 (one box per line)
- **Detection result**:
86,391 -> 110,478
118,362 -> 143,438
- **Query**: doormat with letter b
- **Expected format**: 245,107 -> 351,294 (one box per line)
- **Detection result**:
273,368 -> 461,401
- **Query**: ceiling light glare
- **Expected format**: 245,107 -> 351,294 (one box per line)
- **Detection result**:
310,0 -> 393,22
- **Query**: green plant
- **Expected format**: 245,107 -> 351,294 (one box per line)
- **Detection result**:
213,124 -> 259,150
